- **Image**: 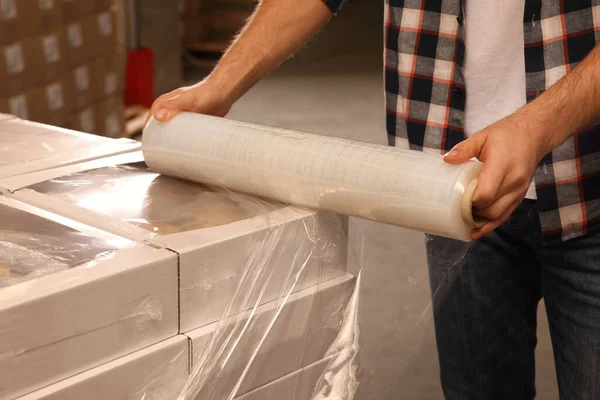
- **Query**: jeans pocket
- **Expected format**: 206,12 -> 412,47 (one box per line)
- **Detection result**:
506,201 -> 535,230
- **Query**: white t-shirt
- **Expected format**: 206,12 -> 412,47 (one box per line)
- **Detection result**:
463,0 -> 536,199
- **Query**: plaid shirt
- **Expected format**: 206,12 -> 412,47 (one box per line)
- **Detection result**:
325,0 -> 600,242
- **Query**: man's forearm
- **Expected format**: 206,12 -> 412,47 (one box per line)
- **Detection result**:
517,44 -> 600,154
204,0 -> 332,104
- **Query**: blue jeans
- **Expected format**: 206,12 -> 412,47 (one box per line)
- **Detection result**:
426,200 -> 600,400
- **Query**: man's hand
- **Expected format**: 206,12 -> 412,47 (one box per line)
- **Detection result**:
444,113 -> 549,240
444,40 -> 600,240
146,0 -> 332,126
145,82 -> 233,126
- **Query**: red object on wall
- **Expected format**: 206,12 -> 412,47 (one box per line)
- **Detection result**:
125,47 -> 154,108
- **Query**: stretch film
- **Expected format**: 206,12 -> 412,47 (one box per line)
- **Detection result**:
142,113 -> 483,241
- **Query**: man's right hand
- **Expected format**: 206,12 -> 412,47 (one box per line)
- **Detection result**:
146,0 -> 333,126
147,81 -> 233,125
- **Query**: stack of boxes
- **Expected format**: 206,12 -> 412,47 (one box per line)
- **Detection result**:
0,117 -> 354,399
0,0 -> 126,137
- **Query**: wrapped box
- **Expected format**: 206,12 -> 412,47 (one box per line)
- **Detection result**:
0,152 -> 348,334
186,273 -> 354,398
16,335 -> 189,400
0,196 -> 179,399
236,357 -> 330,400
0,116 -> 140,178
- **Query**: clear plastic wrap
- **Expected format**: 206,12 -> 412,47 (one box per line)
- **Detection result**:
0,202 -> 129,288
0,117 -> 140,178
27,162 -> 272,235
0,115 -> 475,399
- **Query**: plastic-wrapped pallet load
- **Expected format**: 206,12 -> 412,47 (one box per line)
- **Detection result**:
0,151 -> 350,399
0,115 -> 480,399
0,151 -> 348,335
0,196 -> 179,399
16,336 -> 190,400
0,115 -> 139,178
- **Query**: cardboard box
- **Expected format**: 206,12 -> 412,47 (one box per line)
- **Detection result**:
0,195 -> 179,399
0,153 -> 349,333
97,96 -> 125,137
65,17 -> 97,66
25,77 -> 73,127
236,357 -> 331,400
37,0 -> 64,32
16,335 -> 189,400
0,93 -> 30,120
95,9 -> 118,56
187,274 -> 354,398
70,103 -> 98,134
35,30 -> 69,85
70,62 -> 98,109
96,0 -> 114,12
61,0 -> 97,22
93,53 -> 125,100
0,30 -> 68,96
0,41 -> 32,96
0,114 -> 140,178
0,0 -> 39,45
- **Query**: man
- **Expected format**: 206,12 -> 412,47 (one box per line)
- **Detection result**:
150,1 -> 600,398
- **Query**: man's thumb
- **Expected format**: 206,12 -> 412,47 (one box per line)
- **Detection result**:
443,134 -> 484,164
154,92 -> 191,122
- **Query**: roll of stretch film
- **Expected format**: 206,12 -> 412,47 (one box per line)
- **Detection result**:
142,113 -> 485,241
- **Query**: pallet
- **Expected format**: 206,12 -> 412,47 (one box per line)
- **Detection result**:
124,106 -> 150,141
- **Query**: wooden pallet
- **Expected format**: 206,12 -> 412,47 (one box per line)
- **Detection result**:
124,106 -> 150,141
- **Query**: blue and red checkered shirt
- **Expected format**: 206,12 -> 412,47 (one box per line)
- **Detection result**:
325,0 -> 600,242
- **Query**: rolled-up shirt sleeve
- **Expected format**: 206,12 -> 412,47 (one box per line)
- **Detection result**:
323,0 -> 351,14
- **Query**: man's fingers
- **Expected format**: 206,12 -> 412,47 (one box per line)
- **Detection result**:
475,191 -> 523,220
472,158 -> 507,208
470,198 -> 521,240
154,90 -> 198,122
444,132 -> 487,164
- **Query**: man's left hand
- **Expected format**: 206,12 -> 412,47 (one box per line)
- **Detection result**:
443,113 -> 549,240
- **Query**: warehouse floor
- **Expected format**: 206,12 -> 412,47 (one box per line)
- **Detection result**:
184,1 -> 559,398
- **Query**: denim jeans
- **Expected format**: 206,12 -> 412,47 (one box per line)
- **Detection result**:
426,200 -> 600,400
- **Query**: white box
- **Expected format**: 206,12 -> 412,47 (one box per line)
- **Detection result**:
186,274 -> 355,398
0,117 -> 140,179
236,357 -> 331,400
0,196 -> 179,399
0,151 -> 349,334
0,113 -> 14,122
16,335 -> 189,400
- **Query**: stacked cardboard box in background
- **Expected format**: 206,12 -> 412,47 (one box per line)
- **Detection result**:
181,0 -> 256,54
0,0 -> 126,137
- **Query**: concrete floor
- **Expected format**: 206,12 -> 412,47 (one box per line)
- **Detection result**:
184,1 -> 559,398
